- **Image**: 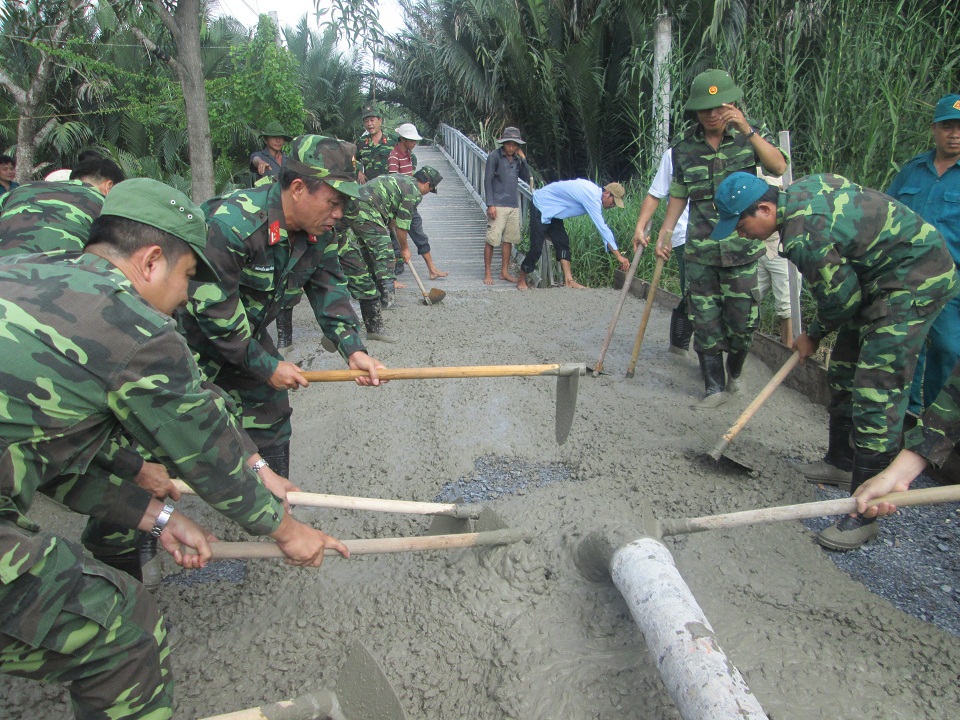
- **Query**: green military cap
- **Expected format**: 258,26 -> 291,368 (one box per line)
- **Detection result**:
933,94 -> 960,123
285,135 -> 362,199
413,166 -> 443,194
684,69 -> 743,111
259,121 -> 294,141
362,103 -> 381,119
100,178 -> 220,282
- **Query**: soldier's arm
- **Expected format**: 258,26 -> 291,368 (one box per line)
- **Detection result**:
750,122 -> 788,177
112,329 -> 284,536
782,221 -> 862,339
186,217 -> 279,383
904,366 -> 960,468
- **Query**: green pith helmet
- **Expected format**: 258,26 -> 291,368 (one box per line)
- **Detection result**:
683,69 -> 743,111
259,121 -> 294,141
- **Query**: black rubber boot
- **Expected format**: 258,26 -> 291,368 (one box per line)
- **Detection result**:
818,448 -> 897,550
361,298 -> 398,343
693,352 -> 728,408
725,350 -> 749,393
275,307 -> 293,351
668,308 -> 694,356
260,442 -> 290,481
790,416 -> 855,488
93,551 -> 143,582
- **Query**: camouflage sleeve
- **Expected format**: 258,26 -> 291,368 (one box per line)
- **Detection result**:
90,433 -> 144,481
109,328 -> 284,536
39,468 -> 154,532
782,218 -> 863,339
188,219 -> 280,383
394,197 -> 417,231
668,145 -> 688,199
905,362 -> 960,467
304,237 -> 367,360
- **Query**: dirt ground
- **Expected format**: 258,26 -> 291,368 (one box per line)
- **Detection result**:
3,285 -> 959,719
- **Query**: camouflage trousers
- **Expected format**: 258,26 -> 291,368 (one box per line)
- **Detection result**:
339,224 -> 395,302
685,259 -> 760,354
1,524 -> 172,719
828,289 -> 947,454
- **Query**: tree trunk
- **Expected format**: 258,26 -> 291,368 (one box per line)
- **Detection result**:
171,2 -> 215,202
652,13 -> 673,159
13,111 -> 38,184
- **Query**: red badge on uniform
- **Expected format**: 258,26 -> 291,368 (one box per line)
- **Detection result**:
269,220 -> 281,245
307,234 -> 318,243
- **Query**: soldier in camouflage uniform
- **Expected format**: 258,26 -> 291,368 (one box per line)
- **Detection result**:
341,166 -> 442,341
356,103 -> 403,275
646,69 -> 787,408
179,135 -> 386,482
714,171 -> 959,550
0,154 -> 125,257
0,178 -> 348,719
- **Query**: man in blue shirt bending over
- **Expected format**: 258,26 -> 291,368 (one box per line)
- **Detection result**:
888,93 -> 960,418
517,179 -> 630,290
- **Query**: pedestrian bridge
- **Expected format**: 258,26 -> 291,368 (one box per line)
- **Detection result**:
407,126 -> 554,291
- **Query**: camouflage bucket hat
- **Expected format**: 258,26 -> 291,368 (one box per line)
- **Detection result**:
413,166 -> 443,194
100,178 -> 219,282
286,135 -> 361,198
684,69 -> 743,111
362,103 -> 381,120
259,120 -> 294,141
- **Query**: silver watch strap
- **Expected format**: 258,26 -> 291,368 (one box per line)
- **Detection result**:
150,501 -> 176,538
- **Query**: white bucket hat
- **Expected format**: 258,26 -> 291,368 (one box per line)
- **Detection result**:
395,123 -> 422,141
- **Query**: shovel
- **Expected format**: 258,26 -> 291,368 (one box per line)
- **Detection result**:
708,351 -> 800,468
198,642 -> 405,720
590,249 -> 643,376
625,256 -> 664,379
302,363 -> 583,445
406,261 -> 445,305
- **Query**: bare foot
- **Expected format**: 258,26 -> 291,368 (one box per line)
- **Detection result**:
395,281 -> 408,289
516,280 -> 530,290
501,272 -> 518,283
429,270 -> 449,279
565,279 -> 587,289
483,275 -> 494,285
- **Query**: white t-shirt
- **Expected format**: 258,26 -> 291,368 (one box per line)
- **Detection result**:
649,149 -> 689,248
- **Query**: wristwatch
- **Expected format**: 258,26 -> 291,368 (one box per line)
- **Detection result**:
745,127 -> 757,139
251,458 -> 269,474
150,501 -> 176,538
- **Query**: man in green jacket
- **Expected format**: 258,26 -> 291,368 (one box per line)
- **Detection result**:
0,178 -> 348,719
643,69 -> 787,408
714,171 -> 958,549
179,135 -> 386,482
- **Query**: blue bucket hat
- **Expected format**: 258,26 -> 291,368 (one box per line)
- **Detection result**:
711,172 -> 774,239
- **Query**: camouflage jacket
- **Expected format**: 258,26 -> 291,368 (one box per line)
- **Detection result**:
356,133 -> 394,181
180,183 -> 365,383
778,174 -> 959,339
344,174 -> 422,233
906,364 -> 960,467
0,253 -> 284,583
670,119 -> 785,266
0,180 -> 104,257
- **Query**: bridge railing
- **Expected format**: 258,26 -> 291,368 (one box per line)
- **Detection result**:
438,123 -> 554,287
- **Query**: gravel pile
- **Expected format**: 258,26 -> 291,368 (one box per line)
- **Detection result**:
802,474 -> 960,637
434,454 -> 573,504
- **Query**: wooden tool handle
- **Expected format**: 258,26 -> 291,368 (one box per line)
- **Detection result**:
302,363 -> 582,382
172,480 -> 477,518
625,256 -> 664,378
406,260 -> 431,300
661,484 -> 960,536
192,528 -> 528,560
593,250 -> 644,374
709,351 -> 801,460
